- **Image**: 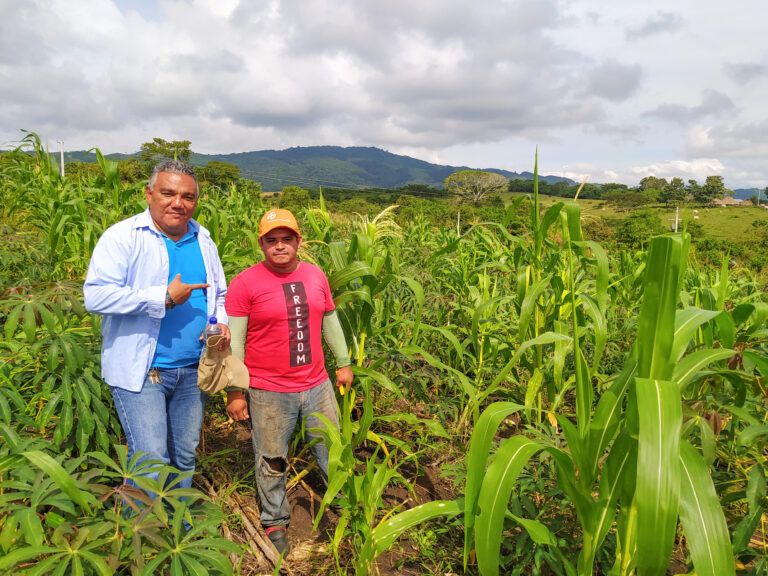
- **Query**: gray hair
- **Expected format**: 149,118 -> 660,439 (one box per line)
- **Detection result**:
148,160 -> 199,194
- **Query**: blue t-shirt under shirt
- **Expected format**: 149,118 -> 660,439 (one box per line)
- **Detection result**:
152,230 -> 207,368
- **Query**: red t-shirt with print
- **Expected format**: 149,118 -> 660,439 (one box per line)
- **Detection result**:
225,261 -> 335,392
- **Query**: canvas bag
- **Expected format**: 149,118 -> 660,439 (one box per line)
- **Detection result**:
197,334 -> 250,394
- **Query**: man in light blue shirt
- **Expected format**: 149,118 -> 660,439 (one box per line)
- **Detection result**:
84,160 -> 229,490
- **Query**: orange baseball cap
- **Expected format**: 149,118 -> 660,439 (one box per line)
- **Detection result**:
259,209 -> 301,238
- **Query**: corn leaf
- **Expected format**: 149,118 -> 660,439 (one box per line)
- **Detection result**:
475,436 -> 544,576
635,378 -> 682,575
672,308 -> 722,363
463,401 -> 524,568
637,235 -> 685,381
678,440 -> 735,576
673,348 -> 735,390
372,499 -> 461,556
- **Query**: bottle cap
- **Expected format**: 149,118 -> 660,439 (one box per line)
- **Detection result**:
209,316 -> 217,324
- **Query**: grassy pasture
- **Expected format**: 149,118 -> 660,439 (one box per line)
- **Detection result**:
507,192 -> 768,242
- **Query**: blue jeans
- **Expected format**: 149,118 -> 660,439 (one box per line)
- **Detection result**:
247,379 -> 339,528
111,365 -> 206,490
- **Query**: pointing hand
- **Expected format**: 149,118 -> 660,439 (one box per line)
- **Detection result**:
167,274 -> 208,306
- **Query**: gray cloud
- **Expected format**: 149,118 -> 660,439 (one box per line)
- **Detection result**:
643,90 -> 735,123
723,62 -> 768,84
586,59 -> 643,102
625,11 -> 683,39
1,0 -> 766,188
689,119 -> 768,158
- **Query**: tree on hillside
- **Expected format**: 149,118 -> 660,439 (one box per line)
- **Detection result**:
694,175 -> 730,204
444,170 -> 508,205
139,138 -> 192,166
659,177 -> 688,206
198,161 -> 241,190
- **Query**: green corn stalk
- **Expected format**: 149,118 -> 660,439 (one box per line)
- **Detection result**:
460,233 -> 737,576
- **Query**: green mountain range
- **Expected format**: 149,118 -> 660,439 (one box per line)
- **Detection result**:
63,146 -> 574,191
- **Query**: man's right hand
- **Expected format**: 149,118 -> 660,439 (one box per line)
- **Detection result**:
167,274 -> 209,306
226,390 -> 249,421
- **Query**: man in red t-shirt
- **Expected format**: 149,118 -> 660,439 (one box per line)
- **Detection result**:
225,208 -> 353,555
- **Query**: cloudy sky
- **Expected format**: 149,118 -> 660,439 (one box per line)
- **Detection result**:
1,0 -> 766,188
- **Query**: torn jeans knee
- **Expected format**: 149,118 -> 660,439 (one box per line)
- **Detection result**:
260,455 -> 287,476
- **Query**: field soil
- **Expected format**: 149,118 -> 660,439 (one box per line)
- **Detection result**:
198,413 -> 457,575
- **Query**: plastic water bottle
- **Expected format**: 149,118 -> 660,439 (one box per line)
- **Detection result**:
205,316 -> 222,337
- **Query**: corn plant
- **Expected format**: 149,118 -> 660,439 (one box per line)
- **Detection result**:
461,232 -> 740,576
312,373 -> 460,575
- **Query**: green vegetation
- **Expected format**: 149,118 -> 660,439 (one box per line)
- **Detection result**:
1,134 -> 766,574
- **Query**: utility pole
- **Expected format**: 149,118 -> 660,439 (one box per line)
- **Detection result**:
56,140 -> 65,177
674,206 -> 679,232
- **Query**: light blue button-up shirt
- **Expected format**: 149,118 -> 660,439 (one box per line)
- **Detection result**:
84,209 -> 228,392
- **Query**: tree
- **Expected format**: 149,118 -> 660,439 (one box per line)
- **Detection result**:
659,177 -> 688,206
198,161 -> 241,190
616,210 -> 665,248
639,176 -> 668,192
278,186 -> 311,211
444,170 -> 508,205
694,175 -> 730,204
604,190 -> 655,210
139,138 -> 192,167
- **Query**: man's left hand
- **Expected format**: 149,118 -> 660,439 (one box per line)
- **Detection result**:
335,365 -> 354,394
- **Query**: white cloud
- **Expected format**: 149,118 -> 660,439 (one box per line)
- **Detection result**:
630,158 -> 725,182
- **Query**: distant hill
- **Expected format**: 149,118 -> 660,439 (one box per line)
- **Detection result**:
733,188 -> 766,201
63,146 -> 574,191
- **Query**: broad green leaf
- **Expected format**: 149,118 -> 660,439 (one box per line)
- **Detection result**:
0,545 -> 59,570
672,308 -> 722,362
351,365 -> 400,395
732,465 -> 766,552
573,338 -> 591,437
372,499 -> 461,556
23,302 -> 37,343
586,358 -> 636,482
637,235 -> 686,381
475,436 -> 544,576
22,451 -> 94,514
523,368 -> 543,423
328,260 -> 374,290
462,401 -> 524,568
517,275 -> 552,341
78,550 -> 115,576
16,507 -> 44,547
737,424 -> 768,447
580,293 -> 608,373
635,378 -> 682,575
743,350 -> 768,376
579,432 -> 635,575
507,512 -> 556,546
578,240 -> 610,311
673,348 -> 735,390
678,440 -> 735,576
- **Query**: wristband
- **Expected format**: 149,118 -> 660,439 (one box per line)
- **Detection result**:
165,291 -> 176,309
